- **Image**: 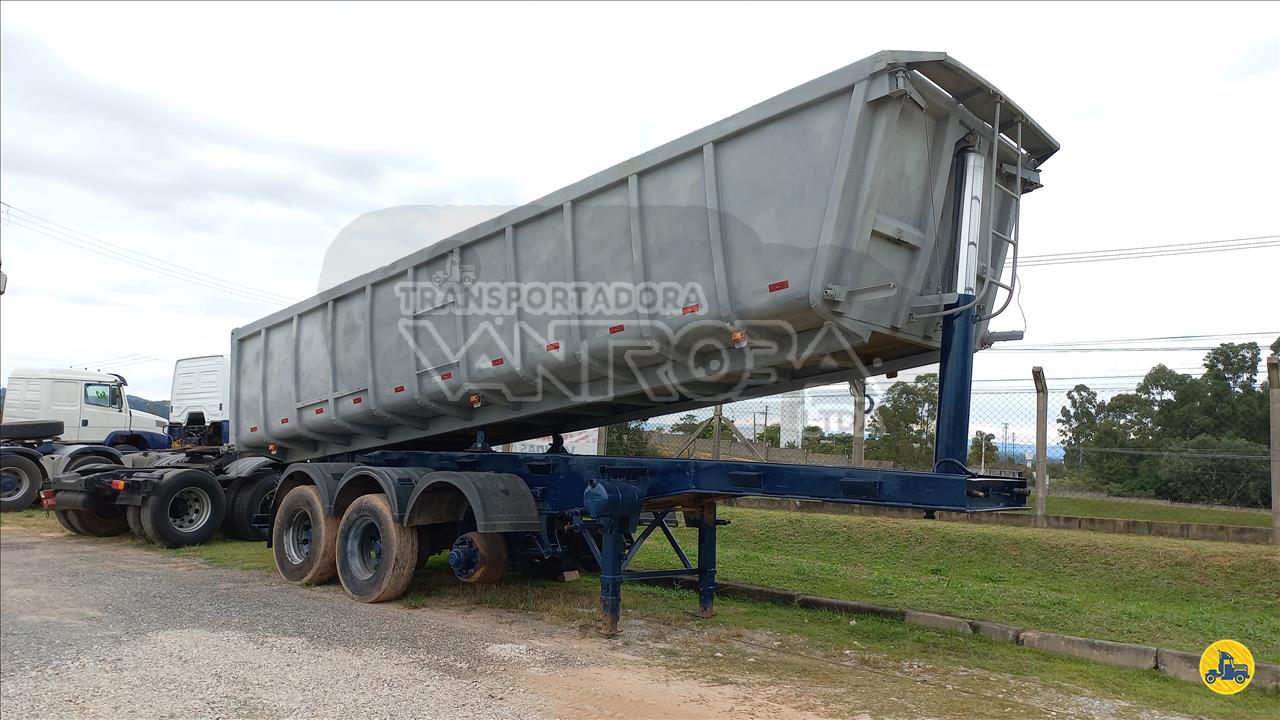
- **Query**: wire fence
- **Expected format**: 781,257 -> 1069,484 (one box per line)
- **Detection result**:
605,367 -> 1274,511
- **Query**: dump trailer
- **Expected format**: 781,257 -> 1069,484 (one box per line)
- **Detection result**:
51,50 -> 1057,633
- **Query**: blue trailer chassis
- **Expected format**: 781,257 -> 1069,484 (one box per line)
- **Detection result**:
348,446 -> 1027,634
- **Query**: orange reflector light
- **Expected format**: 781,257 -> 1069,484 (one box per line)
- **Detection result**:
469,393 -> 482,407
268,443 -> 279,454
730,329 -> 748,348
110,479 -> 126,491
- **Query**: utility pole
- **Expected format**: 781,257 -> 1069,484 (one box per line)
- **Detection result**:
1002,422 -> 1010,460
1268,355 -> 1279,546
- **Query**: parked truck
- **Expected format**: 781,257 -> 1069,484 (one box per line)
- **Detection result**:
1,368 -> 172,512
45,50 -> 1057,633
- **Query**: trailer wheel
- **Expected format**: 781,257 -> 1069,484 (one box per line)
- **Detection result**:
221,477 -> 248,539
65,453 -> 122,472
335,494 -> 417,603
0,454 -> 43,511
54,509 -> 82,534
68,506 -> 130,536
272,485 -> 338,585
447,531 -> 508,584
140,469 -> 226,548
229,473 -> 277,542
126,505 -> 149,541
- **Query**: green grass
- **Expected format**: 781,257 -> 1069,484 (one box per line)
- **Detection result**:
1044,495 -> 1271,527
630,507 -> 1280,662
7,506 -> 1278,718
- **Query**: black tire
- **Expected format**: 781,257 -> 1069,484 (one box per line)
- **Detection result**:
229,473 -> 278,542
221,476 -> 248,539
0,454 -> 44,512
126,505 -> 149,541
54,509 -> 82,534
335,494 -> 418,603
0,420 -> 64,442
68,506 -> 130,537
272,485 -> 338,585
64,453 -> 123,473
139,469 -> 226,548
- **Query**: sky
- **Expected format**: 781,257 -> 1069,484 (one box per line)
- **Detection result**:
1,1 -> 1277,434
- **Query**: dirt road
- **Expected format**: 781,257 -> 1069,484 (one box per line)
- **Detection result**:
0,526 -> 1178,719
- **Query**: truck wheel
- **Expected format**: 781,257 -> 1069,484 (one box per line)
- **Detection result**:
272,485 -> 338,585
65,453 -> 122,472
126,505 -> 150,541
68,506 -> 130,536
221,477 -> 249,539
230,473 -> 278,542
140,470 -> 226,548
335,494 -> 417,603
0,454 -> 43,511
54,509 -> 83,534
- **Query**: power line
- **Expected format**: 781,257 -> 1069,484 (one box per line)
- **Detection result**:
1,203 -> 298,306
1019,235 -> 1278,267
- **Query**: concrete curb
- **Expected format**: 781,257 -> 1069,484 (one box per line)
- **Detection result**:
633,576 -> 1278,690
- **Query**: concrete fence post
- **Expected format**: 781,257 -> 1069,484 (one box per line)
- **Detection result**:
1032,366 -> 1049,528
850,378 -> 866,467
712,404 -> 723,461
1268,355 -> 1279,546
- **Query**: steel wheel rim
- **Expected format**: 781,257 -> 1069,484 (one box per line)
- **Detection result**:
0,468 -> 29,501
283,508 -> 313,565
345,516 -> 382,581
168,486 -> 212,532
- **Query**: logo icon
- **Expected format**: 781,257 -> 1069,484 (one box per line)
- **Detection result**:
1200,640 -> 1254,694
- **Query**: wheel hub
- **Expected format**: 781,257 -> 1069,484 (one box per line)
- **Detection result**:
0,469 -> 25,500
168,487 -> 212,532
283,508 -> 313,565
447,537 -> 479,579
345,517 -> 383,581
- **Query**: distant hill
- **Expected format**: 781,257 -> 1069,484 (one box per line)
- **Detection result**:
127,395 -> 171,419
0,386 -> 168,421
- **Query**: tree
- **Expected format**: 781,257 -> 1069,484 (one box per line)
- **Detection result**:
967,431 -> 997,467
758,423 -> 781,448
669,414 -> 704,435
865,373 -> 938,470
801,425 -> 825,451
1057,384 -> 1100,470
1202,342 -> 1261,396
606,420 -> 654,456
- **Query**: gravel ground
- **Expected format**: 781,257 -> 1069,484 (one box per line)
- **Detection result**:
0,530 -> 560,719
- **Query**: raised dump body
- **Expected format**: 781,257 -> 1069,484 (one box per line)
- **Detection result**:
232,50 -> 1057,461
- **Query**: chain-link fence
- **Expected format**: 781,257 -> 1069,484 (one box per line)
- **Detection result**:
604,363 -> 1274,511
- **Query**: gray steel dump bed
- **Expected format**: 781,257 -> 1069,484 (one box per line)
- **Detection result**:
232,50 -> 1058,461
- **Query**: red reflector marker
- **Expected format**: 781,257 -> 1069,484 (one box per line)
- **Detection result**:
249,425 -> 258,432
681,303 -> 700,315
280,418 -> 289,424
469,393 -> 482,407
393,385 -> 406,393
545,341 -> 560,351
110,479 -> 126,491
352,397 -> 363,405
768,279 -> 790,292
314,407 -> 324,415
608,324 -> 625,334
491,357 -> 504,367
440,371 -> 453,381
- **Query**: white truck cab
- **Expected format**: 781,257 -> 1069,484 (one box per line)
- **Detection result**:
3,368 -> 170,449
169,355 -> 230,445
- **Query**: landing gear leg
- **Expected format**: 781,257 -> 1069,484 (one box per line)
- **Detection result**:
687,502 -> 718,618
598,517 -> 624,636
